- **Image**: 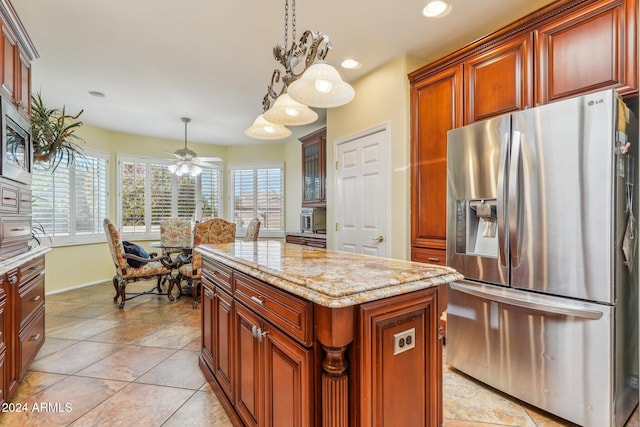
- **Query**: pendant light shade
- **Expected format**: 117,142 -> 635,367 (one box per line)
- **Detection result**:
287,61 -> 355,108
263,93 -> 318,125
244,114 -> 292,140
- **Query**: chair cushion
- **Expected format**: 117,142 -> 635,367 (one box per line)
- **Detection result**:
122,241 -> 149,268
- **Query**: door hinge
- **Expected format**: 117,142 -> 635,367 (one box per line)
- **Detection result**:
336,161 -> 339,170
335,222 -> 339,231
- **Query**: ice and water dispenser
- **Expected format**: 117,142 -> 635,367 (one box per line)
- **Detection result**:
454,199 -> 498,258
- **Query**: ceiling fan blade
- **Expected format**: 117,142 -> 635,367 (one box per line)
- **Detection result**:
166,151 -> 186,160
197,156 -> 223,162
195,160 -> 220,169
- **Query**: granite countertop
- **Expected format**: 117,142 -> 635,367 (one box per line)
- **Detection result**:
285,231 -> 327,239
196,241 -> 462,308
0,246 -> 51,276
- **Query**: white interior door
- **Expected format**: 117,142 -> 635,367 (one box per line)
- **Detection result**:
334,125 -> 390,257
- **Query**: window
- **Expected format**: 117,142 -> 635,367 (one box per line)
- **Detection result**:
32,149 -> 109,246
229,163 -> 284,237
118,155 -> 222,238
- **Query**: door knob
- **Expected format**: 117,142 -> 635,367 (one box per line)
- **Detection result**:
373,235 -> 384,243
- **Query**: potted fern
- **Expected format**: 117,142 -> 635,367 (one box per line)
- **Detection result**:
31,91 -> 85,171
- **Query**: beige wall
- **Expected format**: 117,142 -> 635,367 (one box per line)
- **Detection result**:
325,54 -> 426,260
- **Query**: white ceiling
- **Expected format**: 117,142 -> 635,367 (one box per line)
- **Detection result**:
12,0 -> 554,146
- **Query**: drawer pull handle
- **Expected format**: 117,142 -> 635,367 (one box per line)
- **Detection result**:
30,333 -> 41,341
428,257 -> 440,262
10,228 -> 26,232
30,295 -> 41,302
250,296 -> 264,305
251,325 -> 269,342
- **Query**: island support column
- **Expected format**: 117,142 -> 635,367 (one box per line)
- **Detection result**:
315,305 -> 354,427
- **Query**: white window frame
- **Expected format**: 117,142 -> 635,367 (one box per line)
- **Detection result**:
228,162 -> 285,238
32,148 -> 110,246
117,154 -> 223,239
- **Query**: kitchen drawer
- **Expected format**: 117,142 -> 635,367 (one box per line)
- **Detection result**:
202,258 -> 233,295
20,256 -> 44,285
19,274 -> 44,327
412,247 -> 447,266
234,271 -> 313,346
0,217 -> 30,248
19,307 -> 44,378
0,181 -> 18,212
18,188 -> 31,213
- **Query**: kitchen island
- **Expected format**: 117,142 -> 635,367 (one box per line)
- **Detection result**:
196,241 -> 462,426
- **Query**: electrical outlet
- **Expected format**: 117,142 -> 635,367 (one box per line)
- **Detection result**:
393,328 -> 416,355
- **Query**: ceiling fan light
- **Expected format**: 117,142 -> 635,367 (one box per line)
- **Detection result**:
263,93 -> 318,126
288,62 -> 355,108
189,164 -> 202,177
179,164 -> 190,175
168,163 -> 178,173
244,114 -> 292,140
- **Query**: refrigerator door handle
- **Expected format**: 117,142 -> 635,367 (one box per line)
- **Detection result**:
450,282 -> 604,320
497,131 -> 510,267
508,130 -> 522,267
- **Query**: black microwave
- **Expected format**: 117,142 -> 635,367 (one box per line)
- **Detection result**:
1,98 -> 31,185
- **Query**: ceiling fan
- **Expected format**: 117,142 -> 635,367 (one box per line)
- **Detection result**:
167,117 -> 222,176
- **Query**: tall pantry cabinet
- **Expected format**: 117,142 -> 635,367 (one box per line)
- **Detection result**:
409,0 -> 637,264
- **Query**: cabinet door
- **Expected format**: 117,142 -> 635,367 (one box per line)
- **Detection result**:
201,280 -> 215,367
0,26 -> 15,102
214,287 -> 234,401
263,324 -> 313,427
536,0 -> 637,103
17,52 -> 29,117
300,128 -> 326,208
234,303 -> 263,427
410,65 -> 463,256
465,33 -> 533,123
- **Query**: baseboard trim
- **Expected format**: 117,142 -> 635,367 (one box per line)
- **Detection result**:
45,278 -> 111,296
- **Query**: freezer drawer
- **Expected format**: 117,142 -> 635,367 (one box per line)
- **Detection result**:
446,281 -> 631,427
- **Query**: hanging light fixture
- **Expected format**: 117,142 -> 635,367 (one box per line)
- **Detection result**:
244,114 -> 292,140
245,0 -> 355,140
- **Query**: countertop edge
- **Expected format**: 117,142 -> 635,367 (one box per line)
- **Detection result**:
197,245 -> 463,308
0,246 -> 51,275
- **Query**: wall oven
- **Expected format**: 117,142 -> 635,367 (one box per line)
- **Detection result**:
1,98 -> 31,185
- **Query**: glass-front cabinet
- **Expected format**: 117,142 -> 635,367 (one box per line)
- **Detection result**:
300,127 -> 326,207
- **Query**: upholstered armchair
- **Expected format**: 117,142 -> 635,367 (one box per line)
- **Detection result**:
104,218 -> 173,309
243,218 -> 261,242
176,218 -> 236,308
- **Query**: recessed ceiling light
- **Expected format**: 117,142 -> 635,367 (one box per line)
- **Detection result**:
341,59 -> 361,70
422,1 -> 452,18
88,90 -> 105,97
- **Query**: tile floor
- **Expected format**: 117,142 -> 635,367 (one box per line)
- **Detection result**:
0,280 -> 636,426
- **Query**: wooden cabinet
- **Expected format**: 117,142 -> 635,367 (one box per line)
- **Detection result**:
2,255 -> 44,402
200,252 -> 445,426
0,178 -> 32,261
300,127 -> 326,208
285,234 -> 327,249
536,0 -> 637,104
358,288 -> 440,426
0,25 -> 15,103
17,51 -> 30,117
411,65 -> 463,255
409,0 -> 638,263
464,33 -> 534,123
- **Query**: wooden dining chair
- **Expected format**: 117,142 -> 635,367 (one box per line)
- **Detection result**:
103,218 -> 174,309
176,218 -> 236,308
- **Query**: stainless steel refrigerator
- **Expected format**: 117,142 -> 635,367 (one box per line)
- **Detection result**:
446,89 -> 638,427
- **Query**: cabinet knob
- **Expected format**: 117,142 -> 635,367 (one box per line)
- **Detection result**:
30,333 -> 40,341
7,276 -> 17,285
30,295 -> 41,302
